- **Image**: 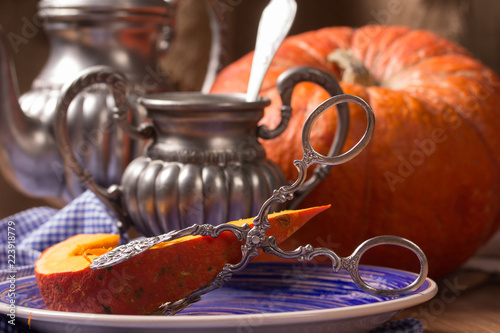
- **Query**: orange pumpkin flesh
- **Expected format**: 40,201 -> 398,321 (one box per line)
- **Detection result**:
35,205 -> 329,315
211,25 -> 500,278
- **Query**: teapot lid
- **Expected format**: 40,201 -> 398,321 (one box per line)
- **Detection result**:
38,0 -> 173,18
39,0 -> 173,9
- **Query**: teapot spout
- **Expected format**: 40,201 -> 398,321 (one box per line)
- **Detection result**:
0,26 -> 63,200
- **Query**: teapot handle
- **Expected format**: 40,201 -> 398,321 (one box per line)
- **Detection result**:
256,66 -> 349,209
200,0 -> 227,93
156,0 -> 226,93
54,66 -> 146,234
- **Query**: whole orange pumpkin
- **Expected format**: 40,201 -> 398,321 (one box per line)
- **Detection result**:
211,25 -> 500,278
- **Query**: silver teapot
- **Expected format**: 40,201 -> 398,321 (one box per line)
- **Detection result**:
55,66 -> 349,236
0,0 -> 224,204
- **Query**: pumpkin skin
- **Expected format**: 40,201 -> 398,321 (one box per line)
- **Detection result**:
211,25 -> 500,278
35,205 -> 329,315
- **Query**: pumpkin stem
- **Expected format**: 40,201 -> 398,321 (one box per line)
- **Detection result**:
327,49 -> 375,86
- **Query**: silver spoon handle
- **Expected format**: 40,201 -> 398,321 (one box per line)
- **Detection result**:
246,0 -> 297,102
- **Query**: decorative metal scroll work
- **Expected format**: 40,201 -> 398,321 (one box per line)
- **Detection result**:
91,94 -> 429,316
90,223 -> 250,269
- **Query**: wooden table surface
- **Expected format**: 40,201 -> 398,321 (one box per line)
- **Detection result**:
395,270 -> 500,332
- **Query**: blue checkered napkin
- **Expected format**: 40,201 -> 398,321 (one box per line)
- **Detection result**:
0,190 -> 121,282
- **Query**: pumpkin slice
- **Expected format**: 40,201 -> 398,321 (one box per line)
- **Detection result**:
35,205 -> 329,315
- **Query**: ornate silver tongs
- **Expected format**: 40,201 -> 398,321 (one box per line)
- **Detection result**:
91,94 -> 428,315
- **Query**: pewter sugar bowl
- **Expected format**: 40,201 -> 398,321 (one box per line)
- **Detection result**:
56,66 -> 349,236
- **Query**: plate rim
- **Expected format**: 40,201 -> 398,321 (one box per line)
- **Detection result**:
0,265 -> 437,329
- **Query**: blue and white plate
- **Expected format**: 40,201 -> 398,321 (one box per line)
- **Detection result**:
0,262 -> 436,333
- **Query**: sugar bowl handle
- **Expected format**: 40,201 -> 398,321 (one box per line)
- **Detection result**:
257,66 -> 349,141
54,66 -> 146,234
256,66 -> 350,208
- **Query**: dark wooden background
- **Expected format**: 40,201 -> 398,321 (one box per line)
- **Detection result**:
0,0 -> 499,218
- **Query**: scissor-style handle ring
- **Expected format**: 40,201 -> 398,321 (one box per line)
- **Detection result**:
301,94 -> 375,167
342,235 -> 429,297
